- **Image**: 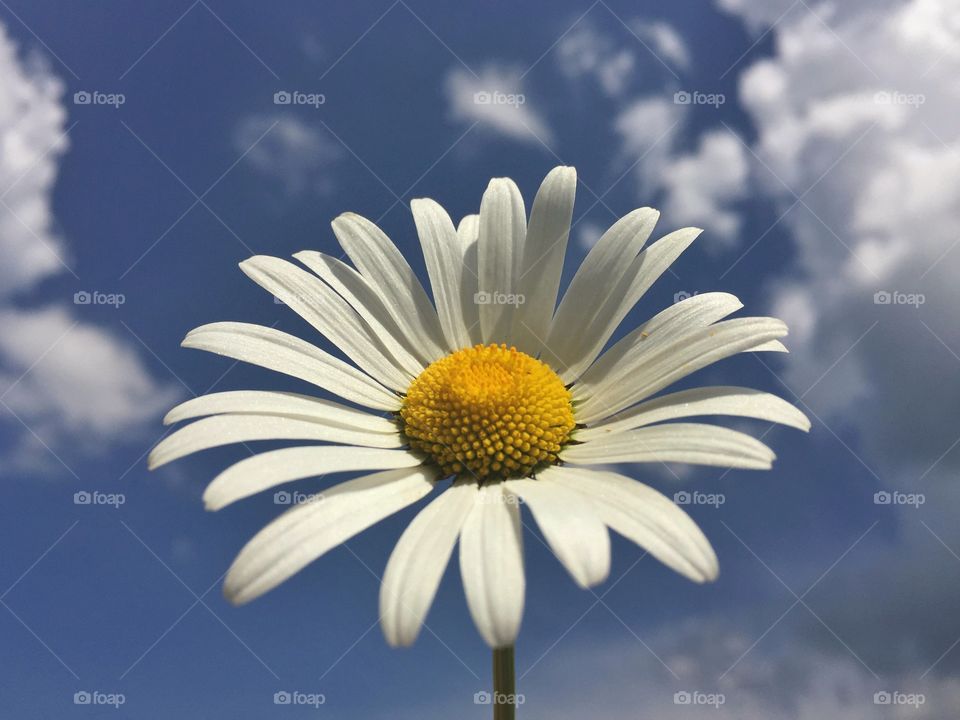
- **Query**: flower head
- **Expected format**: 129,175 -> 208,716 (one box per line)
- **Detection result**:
400,343 -> 575,480
149,166 -> 808,649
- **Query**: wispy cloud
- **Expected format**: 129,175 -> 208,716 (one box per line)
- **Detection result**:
556,20 -> 637,99
234,113 -> 342,196
634,20 -> 691,71
445,64 -> 553,144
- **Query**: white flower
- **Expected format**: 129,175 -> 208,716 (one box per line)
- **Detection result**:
149,166 -> 808,649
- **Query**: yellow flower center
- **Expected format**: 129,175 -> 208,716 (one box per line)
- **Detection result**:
400,344 -> 576,481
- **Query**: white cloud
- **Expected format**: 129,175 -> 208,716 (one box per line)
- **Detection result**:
717,0 -> 960,679
613,96 -> 684,194
659,130 -> 749,248
0,307 -> 179,453
725,0 -> 960,467
556,21 -> 637,99
635,20 -> 692,71
592,19 -> 749,251
0,24 -> 69,298
613,98 -> 750,250
716,0 -> 803,28
444,65 -> 553,144
576,220 -> 605,251
388,615 -> 959,719
0,22 -> 181,474
234,114 -> 342,196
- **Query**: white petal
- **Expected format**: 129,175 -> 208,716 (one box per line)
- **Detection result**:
412,198 -> 475,350
456,214 -> 482,345
577,317 -> 788,423
541,466 -> 718,583
478,178 -> 526,344
562,422 -> 776,470
331,212 -> 448,357
552,226 -> 702,383
543,208 -> 659,376
149,414 -> 402,469
380,481 -> 476,647
578,386 -> 810,441
240,256 -> 412,391
224,466 -> 437,605
457,214 -> 479,245
505,478 -> 609,589
751,339 -> 788,352
459,484 -> 525,648
511,167 -> 576,355
182,322 -> 400,411
293,251 -> 433,373
574,292 -> 743,399
163,390 -> 396,433
203,446 -> 423,511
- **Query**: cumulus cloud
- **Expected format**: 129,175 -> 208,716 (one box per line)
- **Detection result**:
0,25 -> 70,298
659,130 -> 749,247
613,96 -> 684,194
234,114 -> 342,196
728,0 -> 960,467
559,19 -> 744,250
0,308 -> 179,461
444,64 -> 553,144
612,97 -> 750,250
0,22 -> 180,475
718,0 -> 960,680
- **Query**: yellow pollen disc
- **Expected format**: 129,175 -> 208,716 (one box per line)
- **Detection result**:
400,343 -> 575,481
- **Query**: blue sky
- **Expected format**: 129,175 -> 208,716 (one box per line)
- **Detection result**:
1,0 -> 958,717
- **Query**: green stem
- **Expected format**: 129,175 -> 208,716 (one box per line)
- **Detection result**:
492,645 -> 516,720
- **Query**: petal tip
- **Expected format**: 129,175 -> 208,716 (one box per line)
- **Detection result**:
332,211 -> 361,229
222,580 -> 246,606
202,489 -> 225,512
146,444 -> 167,470
548,165 -> 576,180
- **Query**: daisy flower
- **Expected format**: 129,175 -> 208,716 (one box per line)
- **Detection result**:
149,166 -> 808,654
